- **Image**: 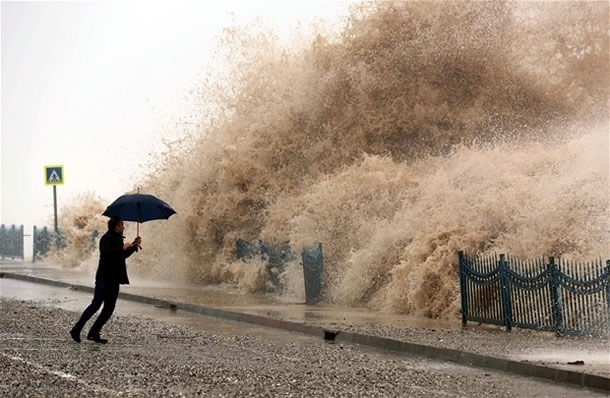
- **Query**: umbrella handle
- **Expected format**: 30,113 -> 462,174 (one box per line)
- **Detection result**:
136,190 -> 142,249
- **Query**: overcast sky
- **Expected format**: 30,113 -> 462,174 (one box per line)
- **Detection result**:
1,0 -> 351,228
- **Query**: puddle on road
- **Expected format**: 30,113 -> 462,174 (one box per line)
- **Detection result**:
513,348 -> 610,365
1,264 -> 461,331
0,278 -> 301,339
2,278 -> 438,343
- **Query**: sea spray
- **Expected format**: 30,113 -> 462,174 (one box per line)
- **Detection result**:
58,1 -> 608,319
45,192 -> 107,268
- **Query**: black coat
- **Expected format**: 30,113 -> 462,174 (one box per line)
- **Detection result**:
95,229 -> 137,285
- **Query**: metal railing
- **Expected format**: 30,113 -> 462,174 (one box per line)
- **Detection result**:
0,224 -> 24,259
459,251 -> 610,337
0,224 -> 77,262
32,226 -> 67,261
235,239 -> 324,304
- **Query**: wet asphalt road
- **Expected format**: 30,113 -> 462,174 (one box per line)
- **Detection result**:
1,278 -> 607,397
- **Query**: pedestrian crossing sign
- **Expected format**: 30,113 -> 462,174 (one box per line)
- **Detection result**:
44,165 -> 64,186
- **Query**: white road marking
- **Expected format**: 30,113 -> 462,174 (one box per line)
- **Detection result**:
0,351 -> 120,394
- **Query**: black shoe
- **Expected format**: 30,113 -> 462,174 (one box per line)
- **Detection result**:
87,335 -> 108,344
69,328 -> 81,343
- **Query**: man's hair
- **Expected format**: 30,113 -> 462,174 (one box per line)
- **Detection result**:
108,217 -> 123,231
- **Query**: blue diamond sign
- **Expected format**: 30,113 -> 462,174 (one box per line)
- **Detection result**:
44,165 -> 64,186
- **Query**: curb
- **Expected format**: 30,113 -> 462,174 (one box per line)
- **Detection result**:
1,271 -> 608,393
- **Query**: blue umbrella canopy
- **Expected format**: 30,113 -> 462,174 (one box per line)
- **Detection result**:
102,193 -> 176,223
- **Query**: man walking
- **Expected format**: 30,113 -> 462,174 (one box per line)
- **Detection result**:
70,217 -> 142,343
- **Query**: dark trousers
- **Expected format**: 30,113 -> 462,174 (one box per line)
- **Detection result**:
73,280 -> 120,336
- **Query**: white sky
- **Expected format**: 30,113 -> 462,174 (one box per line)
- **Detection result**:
1,0 -> 352,229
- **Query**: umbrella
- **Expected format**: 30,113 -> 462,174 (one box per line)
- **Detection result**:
102,193 -> 176,236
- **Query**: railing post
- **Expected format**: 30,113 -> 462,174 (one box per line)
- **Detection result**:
605,260 -> 610,333
499,254 -> 512,331
547,257 -> 563,335
458,251 -> 468,327
18,224 -> 24,260
302,243 -> 323,305
33,226 -> 37,263
0,224 -> 4,259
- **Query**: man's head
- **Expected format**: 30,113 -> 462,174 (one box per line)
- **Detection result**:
108,217 -> 124,234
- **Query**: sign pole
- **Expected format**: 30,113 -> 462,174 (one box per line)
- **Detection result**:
53,185 -> 58,232
44,165 -> 64,233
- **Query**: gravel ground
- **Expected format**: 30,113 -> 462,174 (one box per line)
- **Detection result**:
1,263 -> 607,378
117,286 -> 609,379
144,290 -> 610,378
0,298 -> 606,398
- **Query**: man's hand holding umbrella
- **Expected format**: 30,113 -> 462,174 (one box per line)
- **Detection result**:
124,236 -> 142,252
